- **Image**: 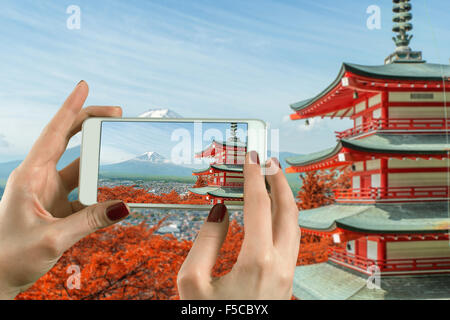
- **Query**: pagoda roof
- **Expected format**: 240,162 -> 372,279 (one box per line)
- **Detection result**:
211,164 -> 243,172
192,167 -> 212,174
188,186 -> 243,199
286,133 -> 449,167
187,186 -> 218,195
298,201 -> 450,234
193,164 -> 243,174
207,187 -> 243,199
293,263 -> 450,300
290,62 -> 450,114
215,139 -> 247,148
196,139 -> 247,158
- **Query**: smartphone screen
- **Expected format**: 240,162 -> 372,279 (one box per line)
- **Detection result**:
97,121 -> 248,205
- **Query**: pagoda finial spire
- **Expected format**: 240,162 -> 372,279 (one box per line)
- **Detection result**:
392,0 -> 413,50
228,122 -> 240,143
385,0 -> 424,64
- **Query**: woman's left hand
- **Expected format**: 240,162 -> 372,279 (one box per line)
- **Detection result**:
0,81 -> 130,299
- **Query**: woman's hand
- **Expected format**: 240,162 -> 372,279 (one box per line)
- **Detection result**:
0,81 -> 130,299
177,152 -> 300,299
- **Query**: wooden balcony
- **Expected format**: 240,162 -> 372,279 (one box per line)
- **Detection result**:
334,186 -> 449,202
335,118 -> 450,139
329,248 -> 450,274
206,179 -> 243,188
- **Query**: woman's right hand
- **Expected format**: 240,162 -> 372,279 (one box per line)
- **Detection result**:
177,151 -> 300,299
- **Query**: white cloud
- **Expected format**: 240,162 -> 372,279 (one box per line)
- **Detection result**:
296,117 -> 325,132
0,134 -> 9,148
67,132 -> 81,149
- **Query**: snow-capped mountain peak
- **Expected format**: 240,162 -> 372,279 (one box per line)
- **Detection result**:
138,108 -> 182,118
134,151 -> 167,163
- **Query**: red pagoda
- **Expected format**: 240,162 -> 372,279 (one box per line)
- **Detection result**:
288,0 -> 450,299
189,123 -> 245,206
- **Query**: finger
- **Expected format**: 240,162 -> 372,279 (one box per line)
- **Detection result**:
70,200 -> 86,213
242,151 -> 272,251
59,158 -> 80,193
59,107 -> 122,192
68,105 -> 122,139
178,204 -> 229,296
25,81 -> 89,166
265,158 -> 300,260
54,201 -> 130,252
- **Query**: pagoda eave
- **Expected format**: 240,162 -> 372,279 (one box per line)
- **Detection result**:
297,202 -> 450,235
211,164 -> 243,173
286,133 -> 450,172
192,167 -> 212,175
188,186 -> 243,200
290,62 -> 450,120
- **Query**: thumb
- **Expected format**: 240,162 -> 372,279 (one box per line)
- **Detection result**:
56,200 -> 130,252
178,204 -> 229,294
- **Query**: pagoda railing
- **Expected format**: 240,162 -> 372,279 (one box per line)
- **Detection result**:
205,179 -> 243,188
335,118 -> 450,139
329,248 -> 450,274
334,186 -> 449,201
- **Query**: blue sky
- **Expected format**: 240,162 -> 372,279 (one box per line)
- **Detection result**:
1,0 -> 449,162
99,121 -> 247,164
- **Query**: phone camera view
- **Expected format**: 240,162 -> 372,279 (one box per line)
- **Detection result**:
98,121 -> 247,206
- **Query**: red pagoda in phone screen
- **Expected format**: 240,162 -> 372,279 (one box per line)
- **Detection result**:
189,123 -> 245,206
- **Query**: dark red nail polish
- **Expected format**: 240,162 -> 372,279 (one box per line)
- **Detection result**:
249,151 -> 260,165
106,202 -> 129,221
207,203 -> 227,223
274,158 -> 282,169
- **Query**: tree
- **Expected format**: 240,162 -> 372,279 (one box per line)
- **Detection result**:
296,168 -> 351,210
16,171 -> 347,300
98,185 -> 209,205
15,217 -> 246,300
193,176 -> 208,188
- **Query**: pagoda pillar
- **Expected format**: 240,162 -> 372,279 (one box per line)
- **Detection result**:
381,91 -> 389,129
377,238 -> 386,271
380,158 -> 388,199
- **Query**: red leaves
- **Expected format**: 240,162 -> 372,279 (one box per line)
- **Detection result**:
193,176 -> 208,188
297,233 -> 331,266
98,185 -> 209,205
15,219 -> 329,300
16,219 -> 191,300
296,168 -> 351,210
16,177 -> 340,300
294,169 -> 351,265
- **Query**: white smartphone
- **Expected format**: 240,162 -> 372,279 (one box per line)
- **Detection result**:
79,118 -> 267,210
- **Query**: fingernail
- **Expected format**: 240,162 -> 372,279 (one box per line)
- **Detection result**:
273,158 -> 282,169
249,151 -> 260,165
207,203 -> 227,223
106,202 -> 129,221
77,80 -> 85,86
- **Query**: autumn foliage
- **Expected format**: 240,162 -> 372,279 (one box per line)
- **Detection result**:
15,216 -> 245,300
16,213 -> 328,300
297,168 -> 351,210
98,186 -> 209,205
193,175 -> 208,188
16,170 -> 346,300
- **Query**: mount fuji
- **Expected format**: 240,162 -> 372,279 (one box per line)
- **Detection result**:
138,108 -> 182,118
134,151 -> 168,163
99,151 -> 194,177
